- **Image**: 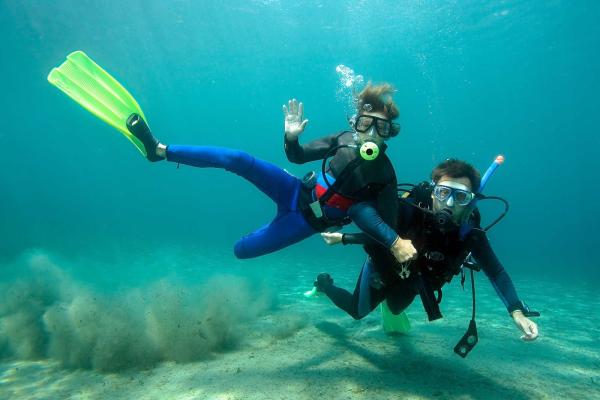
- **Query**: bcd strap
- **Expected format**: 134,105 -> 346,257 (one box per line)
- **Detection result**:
304,149 -> 370,229
319,154 -> 366,205
416,272 -> 443,321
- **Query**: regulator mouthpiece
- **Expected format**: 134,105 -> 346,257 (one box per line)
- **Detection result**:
435,208 -> 458,233
360,141 -> 379,160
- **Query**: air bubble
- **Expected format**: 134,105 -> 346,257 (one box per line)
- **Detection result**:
335,64 -> 366,115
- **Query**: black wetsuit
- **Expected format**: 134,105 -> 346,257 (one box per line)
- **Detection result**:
323,194 -> 525,320
285,131 -> 399,240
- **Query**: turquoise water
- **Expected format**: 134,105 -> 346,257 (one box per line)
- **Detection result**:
1,1 -> 598,398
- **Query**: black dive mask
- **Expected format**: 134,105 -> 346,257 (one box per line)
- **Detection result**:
353,115 -> 399,138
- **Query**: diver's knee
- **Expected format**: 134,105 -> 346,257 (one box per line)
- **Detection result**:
233,242 -> 249,259
233,240 -> 261,259
351,310 -> 367,320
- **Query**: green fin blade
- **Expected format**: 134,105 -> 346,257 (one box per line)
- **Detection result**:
381,300 -> 411,334
303,287 -> 320,298
48,51 -> 148,156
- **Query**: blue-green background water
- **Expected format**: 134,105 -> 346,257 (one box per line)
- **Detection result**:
2,0 -> 598,284
0,1 -> 599,397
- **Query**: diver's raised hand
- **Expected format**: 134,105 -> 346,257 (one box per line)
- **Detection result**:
321,232 -> 343,246
512,311 -> 539,341
283,98 -> 308,139
390,237 -> 417,263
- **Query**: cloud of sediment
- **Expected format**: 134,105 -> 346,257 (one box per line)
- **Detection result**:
0,251 -> 274,372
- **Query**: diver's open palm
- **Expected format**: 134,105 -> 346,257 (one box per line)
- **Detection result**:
283,98 -> 308,139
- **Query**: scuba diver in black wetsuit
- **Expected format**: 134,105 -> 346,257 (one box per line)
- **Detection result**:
281,83 -> 416,263
315,158 -> 540,355
125,82 -> 415,262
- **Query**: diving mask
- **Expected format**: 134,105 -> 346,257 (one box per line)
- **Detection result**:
353,115 -> 400,138
433,182 -> 475,206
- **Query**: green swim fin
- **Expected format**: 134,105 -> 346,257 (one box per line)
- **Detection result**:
381,300 -> 411,334
303,287 -> 320,298
48,51 -> 148,157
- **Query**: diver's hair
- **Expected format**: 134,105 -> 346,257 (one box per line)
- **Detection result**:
356,82 -> 400,121
431,159 -> 481,191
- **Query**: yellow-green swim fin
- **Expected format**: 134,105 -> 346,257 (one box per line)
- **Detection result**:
48,50 -> 148,157
381,300 -> 411,334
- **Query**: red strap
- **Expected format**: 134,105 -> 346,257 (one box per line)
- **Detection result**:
315,184 -> 355,211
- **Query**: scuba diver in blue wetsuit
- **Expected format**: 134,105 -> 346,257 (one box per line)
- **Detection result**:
126,84 -> 417,261
315,158 -> 540,356
48,53 -> 415,261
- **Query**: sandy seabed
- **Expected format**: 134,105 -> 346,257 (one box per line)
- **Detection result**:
1,254 -> 598,399
2,296 -> 598,399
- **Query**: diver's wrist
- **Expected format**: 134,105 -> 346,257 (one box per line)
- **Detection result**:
508,300 -> 526,315
285,132 -> 300,141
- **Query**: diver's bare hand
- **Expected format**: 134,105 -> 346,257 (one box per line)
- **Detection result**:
321,232 -> 343,246
512,311 -> 539,341
390,237 -> 417,263
283,98 -> 308,139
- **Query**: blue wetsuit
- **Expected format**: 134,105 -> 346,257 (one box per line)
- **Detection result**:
167,145 -> 314,258
166,133 -> 398,258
